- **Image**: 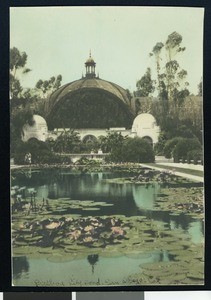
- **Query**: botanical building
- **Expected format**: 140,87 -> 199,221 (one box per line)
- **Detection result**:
22,53 -> 160,146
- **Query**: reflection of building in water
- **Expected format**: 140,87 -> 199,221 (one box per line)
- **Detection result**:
132,184 -> 158,210
21,54 -> 160,147
13,256 -> 29,279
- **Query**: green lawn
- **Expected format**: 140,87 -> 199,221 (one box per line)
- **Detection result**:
145,163 -> 204,177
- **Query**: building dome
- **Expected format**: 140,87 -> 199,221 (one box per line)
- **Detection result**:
22,115 -> 48,142
32,115 -> 47,126
132,113 -> 160,145
132,113 -> 157,129
44,56 -> 133,130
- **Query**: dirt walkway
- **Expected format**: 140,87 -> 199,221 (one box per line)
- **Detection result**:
155,161 -> 203,171
140,163 -> 204,183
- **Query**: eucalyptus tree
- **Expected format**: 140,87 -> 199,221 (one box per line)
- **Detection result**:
150,32 -> 189,108
136,68 -> 155,97
198,79 -> 202,96
35,75 -> 62,98
149,42 -> 164,97
10,47 -> 32,99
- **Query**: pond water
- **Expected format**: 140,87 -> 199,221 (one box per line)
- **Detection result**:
11,168 -> 204,286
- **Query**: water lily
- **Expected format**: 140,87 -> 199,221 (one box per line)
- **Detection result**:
84,225 -> 94,232
45,221 -> 61,230
111,226 -> 125,236
69,229 -> 81,240
83,236 -> 94,243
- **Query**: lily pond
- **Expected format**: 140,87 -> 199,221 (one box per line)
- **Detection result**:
11,166 -> 204,286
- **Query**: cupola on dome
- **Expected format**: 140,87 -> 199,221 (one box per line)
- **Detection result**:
85,54 -> 95,64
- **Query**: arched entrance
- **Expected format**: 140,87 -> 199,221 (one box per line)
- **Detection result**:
82,135 -> 98,144
142,136 -> 153,146
82,135 -> 98,152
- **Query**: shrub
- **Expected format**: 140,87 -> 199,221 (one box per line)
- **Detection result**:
163,137 -> 182,159
75,157 -> 100,166
13,138 -> 68,164
121,137 -> 155,163
154,131 -> 168,155
173,138 -> 202,163
187,149 -> 203,164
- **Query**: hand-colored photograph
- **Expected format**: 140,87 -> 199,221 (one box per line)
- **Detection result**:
10,6 -> 204,287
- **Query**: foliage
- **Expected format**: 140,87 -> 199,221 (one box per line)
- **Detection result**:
133,97 -> 153,115
13,138 -> 66,164
106,137 -> 155,163
187,149 -> 203,164
121,137 -> 155,163
10,47 -> 31,99
149,96 -> 202,142
198,80 -> 202,96
10,74 -> 23,99
10,110 -> 35,155
9,47 -> 65,160
149,42 -> 164,97
35,75 -> 62,98
10,47 -> 28,72
99,132 -> 126,162
50,130 -> 81,154
173,138 -> 202,162
13,138 -> 46,164
75,157 -> 101,166
99,132 -> 125,153
149,32 -> 190,114
136,68 -> 155,97
154,131 -> 168,155
163,137 -> 183,159
10,47 -> 62,118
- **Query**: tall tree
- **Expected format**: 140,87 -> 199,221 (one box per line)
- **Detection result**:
164,32 -> 189,105
136,68 -> 155,97
150,42 -> 164,97
150,32 -> 189,112
10,47 -> 32,99
198,79 -> 202,96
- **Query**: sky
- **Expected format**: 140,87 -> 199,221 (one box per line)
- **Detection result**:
10,6 -> 204,95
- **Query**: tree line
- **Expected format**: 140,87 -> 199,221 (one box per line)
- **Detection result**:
134,31 -> 203,160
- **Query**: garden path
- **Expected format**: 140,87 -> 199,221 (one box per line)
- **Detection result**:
140,163 -> 204,183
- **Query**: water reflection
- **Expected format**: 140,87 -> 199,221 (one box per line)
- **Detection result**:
132,183 -> 158,210
13,256 -> 29,279
87,254 -> 99,274
12,169 -> 204,241
188,221 -> 204,243
12,250 -> 174,286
